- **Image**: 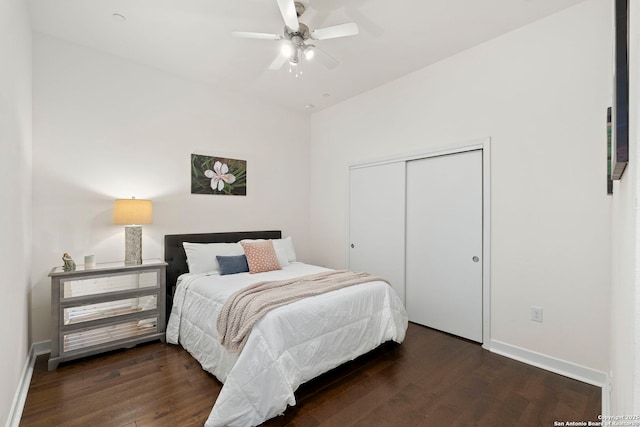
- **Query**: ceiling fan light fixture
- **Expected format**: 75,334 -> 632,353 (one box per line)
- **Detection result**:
289,49 -> 300,65
232,0 -> 358,74
304,45 -> 315,60
280,41 -> 295,58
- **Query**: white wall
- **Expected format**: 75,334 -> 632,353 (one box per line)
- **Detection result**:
0,0 -> 32,424
309,0 -> 611,373
31,35 -> 311,343
610,0 -> 640,415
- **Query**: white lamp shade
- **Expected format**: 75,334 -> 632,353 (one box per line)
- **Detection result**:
113,199 -> 153,225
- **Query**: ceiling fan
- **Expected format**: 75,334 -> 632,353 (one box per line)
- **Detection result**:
231,0 -> 359,72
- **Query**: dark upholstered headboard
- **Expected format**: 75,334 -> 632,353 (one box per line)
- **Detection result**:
163,230 -> 281,320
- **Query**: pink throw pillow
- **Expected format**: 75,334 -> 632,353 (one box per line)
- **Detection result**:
240,240 -> 282,274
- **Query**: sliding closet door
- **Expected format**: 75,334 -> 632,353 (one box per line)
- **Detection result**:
349,162 -> 405,303
406,150 -> 483,342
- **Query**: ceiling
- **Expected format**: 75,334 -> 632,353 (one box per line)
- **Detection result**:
27,0 -> 587,113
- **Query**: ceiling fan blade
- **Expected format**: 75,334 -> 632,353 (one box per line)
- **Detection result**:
311,46 -> 339,69
231,31 -> 283,40
276,0 -> 299,32
344,5 -> 384,37
268,53 -> 289,70
311,22 -> 359,40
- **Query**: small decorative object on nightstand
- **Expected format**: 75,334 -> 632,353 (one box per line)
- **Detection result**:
48,259 -> 167,370
62,253 -> 76,272
84,254 -> 96,269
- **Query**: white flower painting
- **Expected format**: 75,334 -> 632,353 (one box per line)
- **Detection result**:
205,161 -> 237,192
191,154 -> 247,196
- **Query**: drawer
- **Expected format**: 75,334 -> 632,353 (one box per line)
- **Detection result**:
62,316 -> 159,353
61,270 -> 159,298
63,295 -> 157,325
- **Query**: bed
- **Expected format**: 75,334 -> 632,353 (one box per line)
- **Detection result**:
164,231 -> 408,427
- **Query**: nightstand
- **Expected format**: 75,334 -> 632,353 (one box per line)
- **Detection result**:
48,259 -> 167,370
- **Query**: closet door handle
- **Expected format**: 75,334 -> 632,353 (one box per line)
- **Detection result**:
351,244 -> 355,248
472,256 -> 479,262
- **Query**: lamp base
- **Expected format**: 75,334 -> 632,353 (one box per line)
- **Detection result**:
124,225 -> 143,265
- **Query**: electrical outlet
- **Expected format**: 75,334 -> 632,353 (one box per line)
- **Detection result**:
531,306 -> 543,322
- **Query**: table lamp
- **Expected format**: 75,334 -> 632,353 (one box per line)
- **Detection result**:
113,197 -> 152,265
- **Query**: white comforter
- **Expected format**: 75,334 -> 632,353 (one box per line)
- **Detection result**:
166,262 -> 408,427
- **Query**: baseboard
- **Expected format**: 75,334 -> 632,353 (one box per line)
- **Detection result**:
601,381 -> 611,417
5,341 -> 51,427
488,339 -> 610,416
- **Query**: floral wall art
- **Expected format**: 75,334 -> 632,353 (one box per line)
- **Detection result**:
191,154 -> 247,196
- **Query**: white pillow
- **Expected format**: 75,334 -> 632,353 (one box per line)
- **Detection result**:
240,239 -> 290,268
183,242 -> 244,274
273,236 -> 297,262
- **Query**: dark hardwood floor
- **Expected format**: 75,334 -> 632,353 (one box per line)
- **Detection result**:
20,323 -> 601,426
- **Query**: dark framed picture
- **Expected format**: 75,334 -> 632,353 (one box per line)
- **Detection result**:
191,154 -> 247,196
607,107 -> 613,194
611,0 -> 629,180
